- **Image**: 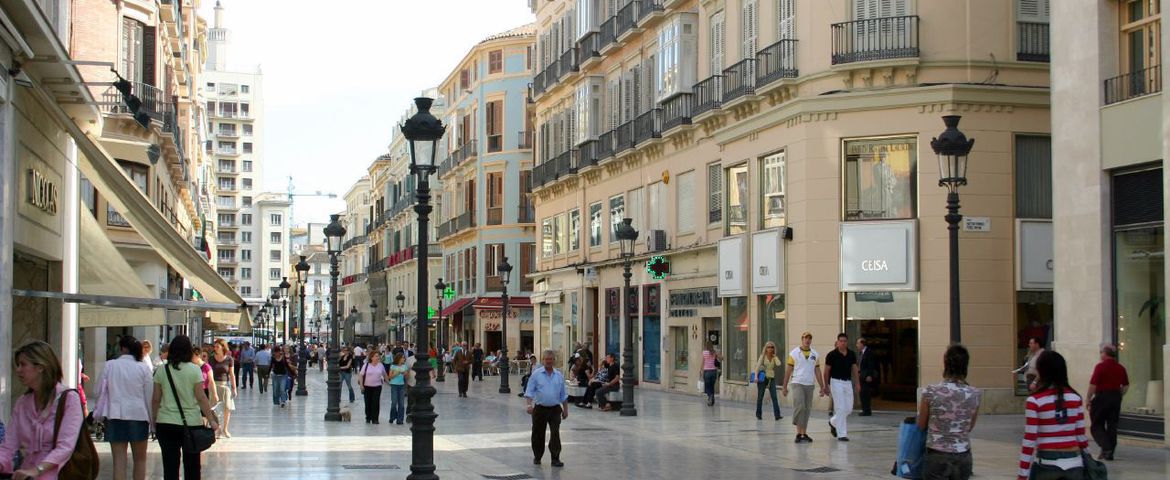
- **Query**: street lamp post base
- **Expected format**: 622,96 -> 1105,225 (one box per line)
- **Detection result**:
295,390 -> 309,396
499,363 -> 511,394
324,413 -> 342,421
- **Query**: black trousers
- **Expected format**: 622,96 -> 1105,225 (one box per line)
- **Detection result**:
1090,390 -> 1122,454
472,362 -> 483,380
457,371 -> 470,395
156,423 -> 200,480
363,385 -> 383,422
531,405 -> 562,461
859,378 -> 877,414
582,381 -> 603,404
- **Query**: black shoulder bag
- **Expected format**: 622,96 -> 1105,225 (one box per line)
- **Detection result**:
164,364 -> 216,452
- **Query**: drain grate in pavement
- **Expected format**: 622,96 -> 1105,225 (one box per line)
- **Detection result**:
570,427 -> 611,431
481,474 -> 533,480
792,466 -> 840,473
342,464 -> 401,470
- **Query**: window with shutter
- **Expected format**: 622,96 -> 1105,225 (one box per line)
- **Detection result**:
623,70 -> 635,122
487,100 -> 503,152
707,162 -> 723,224
643,54 -> 655,112
677,171 -> 695,233
120,18 -> 144,83
489,50 -> 503,74
142,26 -> 156,86
777,0 -> 796,40
854,0 -> 907,19
710,11 -> 726,74
631,64 -> 642,115
742,0 -> 758,58
608,79 -> 620,129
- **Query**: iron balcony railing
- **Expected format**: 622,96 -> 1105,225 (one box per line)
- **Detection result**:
722,58 -> 757,102
1017,22 -> 1049,62
453,139 -> 478,166
343,234 -> 367,251
756,39 -> 799,87
552,149 -> 577,179
597,129 -> 615,160
616,1 -> 637,38
437,154 -> 456,178
615,121 -> 635,154
518,130 -> 533,149
533,70 -> 547,97
107,205 -> 131,227
577,31 -> 601,62
633,108 -> 662,144
533,160 -> 555,187
519,204 -> 536,223
1105,65 -> 1162,105
558,48 -> 578,79
487,207 -> 503,225
101,80 -> 171,122
636,0 -> 664,23
661,93 -> 693,131
577,139 -> 598,168
693,75 -> 723,116
366,261 -> 386,274
831,16 -> 920,65
599,16 -> 617,51
391,194 -> 414,217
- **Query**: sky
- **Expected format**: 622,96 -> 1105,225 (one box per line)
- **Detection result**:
198,0 -> 536,227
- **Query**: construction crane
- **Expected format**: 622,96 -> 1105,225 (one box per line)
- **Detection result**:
287,176 -> 337,227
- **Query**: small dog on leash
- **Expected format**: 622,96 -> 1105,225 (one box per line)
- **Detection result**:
339,405 -> 352,422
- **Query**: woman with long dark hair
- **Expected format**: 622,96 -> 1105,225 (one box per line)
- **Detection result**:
1017,351 -> 1089,480
0,341 -> 84,479
209,339 -> 237,438
98,335 -> 154,480
151,335 -> 220,480
701,341 -> 722,406
919,344 -> 981,480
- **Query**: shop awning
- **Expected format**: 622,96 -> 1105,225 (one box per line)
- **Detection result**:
77,208 -> 164,327
529,292 -> 546,303
440,298 -> 475,317
542,291 -> 563,304
472,296 -> 532,309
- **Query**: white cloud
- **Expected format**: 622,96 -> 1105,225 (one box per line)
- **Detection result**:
200,0 -> 535,225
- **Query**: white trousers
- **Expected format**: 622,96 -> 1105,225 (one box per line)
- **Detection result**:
829,378 -> 854,438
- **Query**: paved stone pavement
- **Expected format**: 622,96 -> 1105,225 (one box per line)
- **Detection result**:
95,366 -> 1170,479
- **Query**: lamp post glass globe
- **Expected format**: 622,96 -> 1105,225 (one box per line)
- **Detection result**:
616,217 -> 638,258
324,214 -> 346,254
402,97 -> 446,175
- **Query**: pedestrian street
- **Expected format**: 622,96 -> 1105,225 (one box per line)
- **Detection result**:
88,367 -> 1170,479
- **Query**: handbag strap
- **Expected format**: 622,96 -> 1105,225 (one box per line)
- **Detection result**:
163,364 -> 191,428
50,389 -> 80,445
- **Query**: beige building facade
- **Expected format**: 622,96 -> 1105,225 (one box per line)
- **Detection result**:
529,0 -> 1051,412
1053,0 -> 1166,443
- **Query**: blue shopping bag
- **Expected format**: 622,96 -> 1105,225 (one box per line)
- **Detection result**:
892,417 -> 925,479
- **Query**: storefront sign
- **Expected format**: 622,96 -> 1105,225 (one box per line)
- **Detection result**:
479,307 -> 519,322
669,287 -> 718,308
670,309 -> 698,317
752,229 -> 785,294
963,217 -> 991,232
1016,219 -> 1053,290
840,221 -> 917,291
484,322 -> 501,331
718,236 -> 746,297
26,168 -> 59,215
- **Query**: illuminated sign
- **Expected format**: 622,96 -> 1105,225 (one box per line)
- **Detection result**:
646,256 -> 670,280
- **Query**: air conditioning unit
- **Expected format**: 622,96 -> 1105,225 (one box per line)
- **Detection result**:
647,229 -> 668,252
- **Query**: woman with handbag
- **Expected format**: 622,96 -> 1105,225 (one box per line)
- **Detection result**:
96,335 -> 154,480
270,348 -> 295,408
754,341 -> 784,421
359,351 -> 388,424
1017,351 -> 1093,480
918,344 -> 981,480
152,335 -> 219,480
208,340 -> 237,438
701,341 -> 723,407
0,341 -> 95,479
339,346 -> 356,403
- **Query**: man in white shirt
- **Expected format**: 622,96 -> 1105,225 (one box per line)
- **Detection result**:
353,344 -> 366,369
404,352 -> 418,423
782,331 -> 825,443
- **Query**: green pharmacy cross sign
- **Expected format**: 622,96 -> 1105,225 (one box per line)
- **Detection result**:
646,255 -> 670,280
427,306 -> 437,319
443,286 -> 456,300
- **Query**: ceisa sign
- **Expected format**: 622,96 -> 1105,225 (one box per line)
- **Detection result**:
840,220 -> 917,291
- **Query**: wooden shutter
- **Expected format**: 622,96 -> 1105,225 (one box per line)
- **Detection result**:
644,54 -> 655,109
710,11 -> 725,73
623,70 -> 635,122
632,64 -> 642,115
708,163 -> 722,223
142,26 -> 156,86
742,0 -> 758,58
607,79 -> 619,129
777,0 -> 795,40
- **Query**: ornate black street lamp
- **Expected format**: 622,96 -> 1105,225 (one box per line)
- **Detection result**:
295,256 -> 311,396
402,96 -> 445,480
396,291 -> 406,344
263,299 -> 273,345
434,278 -> 446,383
370,300 -> 378,343
497,256 -> 513,394
931,115 -> 975,345
323,213 -> 347,421
279,277 -> 291,346
615,217 -> 639,417
269,291 -> 281,345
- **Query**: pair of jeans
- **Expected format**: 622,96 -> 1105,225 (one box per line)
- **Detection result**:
756,377 -> 781,418
241,363 -> 254,388
389,384 -> 406,423
702,369 -> 718,400
340,371 -> 355,403
363,385 -> 383,422
257,365 -> 271,393
272,374 -> 288,405
924,449 -> 973,480
156,422 -> 200,480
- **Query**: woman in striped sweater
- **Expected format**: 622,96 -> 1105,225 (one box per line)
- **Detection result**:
1017,351 -> 1089,480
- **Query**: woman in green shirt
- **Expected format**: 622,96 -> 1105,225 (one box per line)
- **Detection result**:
151,335 -> 219,480
755,341 -> 784,421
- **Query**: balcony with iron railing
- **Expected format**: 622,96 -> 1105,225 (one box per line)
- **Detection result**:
558,48 -> 578,79
390,193 -> 415,217
1105,66 -> 1162,105
599,16 -> 617,52
533,160 -> 555,187
553,148 -> 578,177
487,207 -> 503,226
636,0 -> 665,25
577,139 -> 598,168
577,31 -> 601,65
107,205 -> 131,227
616,1 -> 638,40
1017,22 -> 1049,62
661,93 -> 693,131
454,139 -> 479,166
597,130 -> 615,160
722,59 -> 757,103
100,80 -> 172,124
756,39 -> 799,87
519,204 -> 536,223
342,234 -> 367,251
830,16 -> 920,65
615,121 -> 635,154
633,108 -> 662,145
693,75 -> 723,117
437,210 -> 477,239
533,69 -> 548,97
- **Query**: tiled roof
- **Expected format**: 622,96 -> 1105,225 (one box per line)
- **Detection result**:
479,22 -> 536,44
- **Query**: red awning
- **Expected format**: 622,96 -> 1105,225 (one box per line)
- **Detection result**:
472,296 -> 532,309
440,298 -> 475,317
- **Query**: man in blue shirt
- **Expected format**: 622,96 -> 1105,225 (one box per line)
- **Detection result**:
255,344 -> 273,393
240,342 -> 256,389
524,349 -> 569,467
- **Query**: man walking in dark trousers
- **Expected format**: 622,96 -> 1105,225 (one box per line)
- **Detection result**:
472,343 -> 484,381
856,338 -> 879,416
1088,344 -> 1129,461
525,349 -> 569,467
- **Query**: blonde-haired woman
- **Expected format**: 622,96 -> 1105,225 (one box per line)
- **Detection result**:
0,341 -> 84,479
755,341 -> 784,421
140,340 -> 156,370
209,339 -> 237,438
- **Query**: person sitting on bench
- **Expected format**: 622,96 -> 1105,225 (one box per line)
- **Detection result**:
578,353 -> 620,410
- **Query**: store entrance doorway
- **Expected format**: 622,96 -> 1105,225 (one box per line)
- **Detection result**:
847,319 -> 919,410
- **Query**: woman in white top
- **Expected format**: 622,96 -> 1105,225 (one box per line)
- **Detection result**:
96,335 -> 154,480
140,340 -> 155,370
